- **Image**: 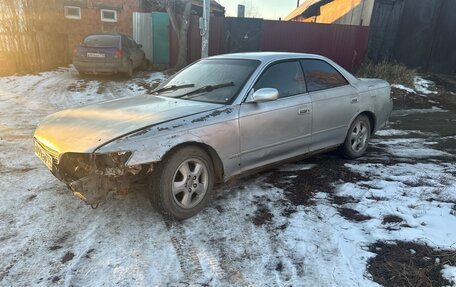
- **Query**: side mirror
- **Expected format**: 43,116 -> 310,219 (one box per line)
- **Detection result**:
138,44 -> 143,48
249,88 -> 279,103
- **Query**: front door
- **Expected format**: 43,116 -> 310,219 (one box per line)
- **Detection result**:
239,61 -> 312,172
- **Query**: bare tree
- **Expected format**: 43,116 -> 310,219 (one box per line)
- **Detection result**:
153,0 -> 193,69
0,0 -> 64,74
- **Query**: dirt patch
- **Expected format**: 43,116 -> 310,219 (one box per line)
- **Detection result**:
337,207 -> 372,222
85,248 -> 95,259
382,215 -> 404,224
368,241 -> 456,287
266,155 -> 369,209
67,80 -> 88,92
391,87 -> 436,110
252,204 -> 274,226
332,195 -> 359,205
51,276 -> 60,283
49,245 -> 62,251
136,81 -> 159,93
427,74 -> 456,111
25,194 -> 37,202
61,251 -> 75,264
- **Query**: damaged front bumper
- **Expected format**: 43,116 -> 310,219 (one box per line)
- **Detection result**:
34,143 -> 150,206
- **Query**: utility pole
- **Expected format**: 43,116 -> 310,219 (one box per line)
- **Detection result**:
200,0 -> 210,58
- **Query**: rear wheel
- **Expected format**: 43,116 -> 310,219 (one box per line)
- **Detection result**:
125,61 -> 133,78
342,114 -> 371,159
141,59 -> 150,70
149,146 -> 214,220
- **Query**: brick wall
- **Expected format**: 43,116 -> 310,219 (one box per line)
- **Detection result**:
62,0 -> 141,53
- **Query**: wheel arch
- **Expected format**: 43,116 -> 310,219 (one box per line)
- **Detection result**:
349,110 -> 377,135
162,142 -> 225,184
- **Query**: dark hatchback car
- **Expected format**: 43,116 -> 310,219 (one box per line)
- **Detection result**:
73,33 -> 146,77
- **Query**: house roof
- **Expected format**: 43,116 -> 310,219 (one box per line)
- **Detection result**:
284,0 -> 333,21
192,0 -> 225,12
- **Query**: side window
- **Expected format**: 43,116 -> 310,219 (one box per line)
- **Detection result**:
300,59 -> 348,92
254,61 -> 306,98
127,36 -> 137,48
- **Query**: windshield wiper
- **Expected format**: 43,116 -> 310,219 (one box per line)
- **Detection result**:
174,82 -> 234,99
153,84 -> 195,94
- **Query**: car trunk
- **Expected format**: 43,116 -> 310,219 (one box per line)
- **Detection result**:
74,35 -> 121,62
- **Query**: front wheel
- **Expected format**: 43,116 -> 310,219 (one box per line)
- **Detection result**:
149,146 -> 215,220
342,114 -> 371,159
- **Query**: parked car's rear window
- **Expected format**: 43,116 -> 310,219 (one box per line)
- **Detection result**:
161,59 -> 260,104
300,59 -> 348,92
83,35 -> 120,47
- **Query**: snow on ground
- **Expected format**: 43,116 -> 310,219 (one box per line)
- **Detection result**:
443,266 -> 456,286
392,76 -> 438,96
391,84 -> 416,94
415,76 -> 438,95
0,67 -> 455,286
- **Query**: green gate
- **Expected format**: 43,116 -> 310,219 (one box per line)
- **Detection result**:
152,12 -> 170,65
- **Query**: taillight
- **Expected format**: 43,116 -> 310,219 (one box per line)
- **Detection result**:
115,48 -> 122,58
72,48 -> 78,56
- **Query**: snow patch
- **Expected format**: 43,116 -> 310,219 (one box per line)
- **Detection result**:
391,84 -> 415,93
442,265 -> 456,286
375,129 -> 410,137
414,76 -> 438,95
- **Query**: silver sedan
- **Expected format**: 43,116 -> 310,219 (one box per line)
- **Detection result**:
34,52 -> 393,219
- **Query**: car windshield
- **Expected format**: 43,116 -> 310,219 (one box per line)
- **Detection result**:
159,59 -> 260,104
83,35 -> 120,47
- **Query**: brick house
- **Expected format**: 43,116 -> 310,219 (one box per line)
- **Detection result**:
61,0 -> 224,53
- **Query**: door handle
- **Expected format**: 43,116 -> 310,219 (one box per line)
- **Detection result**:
298,107 -> 311,114
351,98 -> 359,104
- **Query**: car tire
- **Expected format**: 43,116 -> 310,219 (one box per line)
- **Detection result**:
141,59 -> 150,70
342,114 -> 371,159
149,146 -> 215,220
125,61 -> 133,78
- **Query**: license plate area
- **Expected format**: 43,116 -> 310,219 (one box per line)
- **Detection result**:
34,142 -> 53,170
87,52 -> 105,58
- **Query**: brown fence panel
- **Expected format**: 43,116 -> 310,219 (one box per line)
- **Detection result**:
261,20 -> 369,71
170,15 -> 225,67
0,32 -> 69,75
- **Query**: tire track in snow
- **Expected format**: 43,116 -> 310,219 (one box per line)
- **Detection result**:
164,219 -> 206,284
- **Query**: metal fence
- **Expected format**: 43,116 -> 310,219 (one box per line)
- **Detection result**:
0,31 -> 69,75
368,0 -> 456,74
170,16 -> 370,72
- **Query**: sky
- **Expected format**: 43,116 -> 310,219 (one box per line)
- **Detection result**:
216,0 -> 299,20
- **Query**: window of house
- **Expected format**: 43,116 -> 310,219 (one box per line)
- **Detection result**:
64,6 -> 81,20
101,9 -> 117,22
300,59 -> 348,92
254,61 -> 307,98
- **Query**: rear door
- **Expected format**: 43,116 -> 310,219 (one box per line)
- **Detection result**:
239,60 -> 312,172
300,59 -> 359,151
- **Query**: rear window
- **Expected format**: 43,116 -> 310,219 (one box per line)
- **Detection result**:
83,35 -> 120,47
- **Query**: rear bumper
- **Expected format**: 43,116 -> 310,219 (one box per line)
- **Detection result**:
73,59 -> 126,74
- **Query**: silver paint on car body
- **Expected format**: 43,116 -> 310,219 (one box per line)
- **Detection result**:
34,52 -> 393,186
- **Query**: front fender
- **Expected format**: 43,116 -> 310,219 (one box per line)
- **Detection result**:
96,106 -> 241,179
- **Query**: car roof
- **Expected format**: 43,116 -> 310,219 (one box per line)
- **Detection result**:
209,52 -> 325,63
208,52 -> 358,84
